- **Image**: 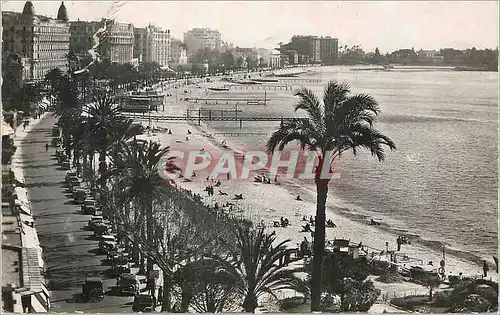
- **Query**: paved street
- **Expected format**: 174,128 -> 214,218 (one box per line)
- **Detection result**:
20,114 -> 140,312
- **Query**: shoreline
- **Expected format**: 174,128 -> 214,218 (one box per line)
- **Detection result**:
135,80 -> 496,280
178,88 -> 494,270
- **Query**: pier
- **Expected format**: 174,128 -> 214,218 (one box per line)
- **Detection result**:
185,97 -> 270,105
123,112 -> 307,129
223,84 -> 292,91
213,132 -> 269,137
276,78 -> 322,83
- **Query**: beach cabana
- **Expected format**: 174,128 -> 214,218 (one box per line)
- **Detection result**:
332,239 -> 350,253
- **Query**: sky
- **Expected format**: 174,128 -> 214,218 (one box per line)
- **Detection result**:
1,1 -> 498,53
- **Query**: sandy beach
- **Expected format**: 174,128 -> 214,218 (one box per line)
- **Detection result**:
134,71 -> 496,284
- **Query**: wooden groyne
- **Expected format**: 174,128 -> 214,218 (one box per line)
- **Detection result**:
213,132 -> 269,137
123,112 -> 307,129
186,97 -> 270,105
223,84 -> 292,91
276,78 -> 322,83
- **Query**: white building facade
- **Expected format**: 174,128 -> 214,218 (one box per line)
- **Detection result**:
183,28 -> 221,55
134,25 -> 171,66
102,20 -> 134,64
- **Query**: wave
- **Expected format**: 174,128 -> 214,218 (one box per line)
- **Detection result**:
380,113 -> 493,124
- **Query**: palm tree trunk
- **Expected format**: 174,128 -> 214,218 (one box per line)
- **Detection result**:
243,293 -> 258,313
161,272 -> 171,311
310,178 -> 329,312
146,197 -> 154,275
98,150 -> 106,189
180,288 -> 191,312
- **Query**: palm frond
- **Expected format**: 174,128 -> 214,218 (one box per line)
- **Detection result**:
266,118 -> 318,153
294,87 -> 324,125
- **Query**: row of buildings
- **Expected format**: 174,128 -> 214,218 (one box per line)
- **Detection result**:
2,1 -> 224,82
280,35 -> 339,65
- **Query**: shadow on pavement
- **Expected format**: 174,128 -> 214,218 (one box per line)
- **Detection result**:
88,248 -> 106,255
25,180 -> 64,188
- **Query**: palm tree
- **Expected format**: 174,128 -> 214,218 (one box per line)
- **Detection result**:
108,139 -> 177,275
172,258 -> 239,313
44,68 -> 64,107
214,226 -> 304,313
84,90 -> 127,188
266,81 -> 396,311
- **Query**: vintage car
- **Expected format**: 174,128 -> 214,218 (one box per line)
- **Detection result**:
65,171 -> 78,183
82,276 -> 104,302
61,161 -> 71,170
112,259 -> 131,276
81,199 -> 97,214
93,223 -> 109,237
132,294 -> 155,312
88,215 -> 104,229
73,189 -> 86,204
118,273 -> 140,295
98,235 -> 116,253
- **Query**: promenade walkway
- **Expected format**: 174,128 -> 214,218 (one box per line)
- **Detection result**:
20,114 -> 139,312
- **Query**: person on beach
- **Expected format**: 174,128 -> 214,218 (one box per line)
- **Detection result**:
300,237 -> 309,257
45,142 -> 49,152
296,195 -> 302,201
483,260 -> 489,278
168,129 -> 172,134
397,236 -> 402,251
302,223 -> 312,233
187,129 -> 192,134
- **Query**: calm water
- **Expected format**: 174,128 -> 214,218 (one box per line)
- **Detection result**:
202,66 -> 498,262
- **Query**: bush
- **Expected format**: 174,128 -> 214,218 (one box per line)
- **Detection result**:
279,296 -> 306,311
433,290 -> 453,307
371,260 -> 391,276
376,271 -> 403,283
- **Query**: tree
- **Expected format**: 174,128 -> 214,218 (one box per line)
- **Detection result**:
1,53 -> 24,112
84,91 -> 128,188
266,81 -> 396,311
108,139 -> 178,274
214,226 -> 304,313
172,258 -> 239,313
44,68 -> 65,107
315,252 -> 378,311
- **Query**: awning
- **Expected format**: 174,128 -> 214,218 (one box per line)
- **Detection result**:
15,199 -> 31,216
14,187 -> 30,203
12,167 -> 25,184
2,120 -> 15,136
29,291 -> 49,312
20,219 -> 44,269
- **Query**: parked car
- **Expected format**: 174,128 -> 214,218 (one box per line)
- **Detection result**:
99,235 -> 116,253
68,179 -> 81,191
74,189 -> 86,204
118,273 -> 140,295
93,223 -> 109,237
65,171 -> 77,182
82,276 -> 104,302
81,199 -> 96,214
112,259 -> 131,276
88,215 -> 104,229
133,294 -> 155,312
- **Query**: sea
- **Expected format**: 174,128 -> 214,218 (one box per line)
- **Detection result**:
198,66 -> 498,264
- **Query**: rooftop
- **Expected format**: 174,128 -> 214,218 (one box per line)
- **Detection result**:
2,247 -> 22,288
